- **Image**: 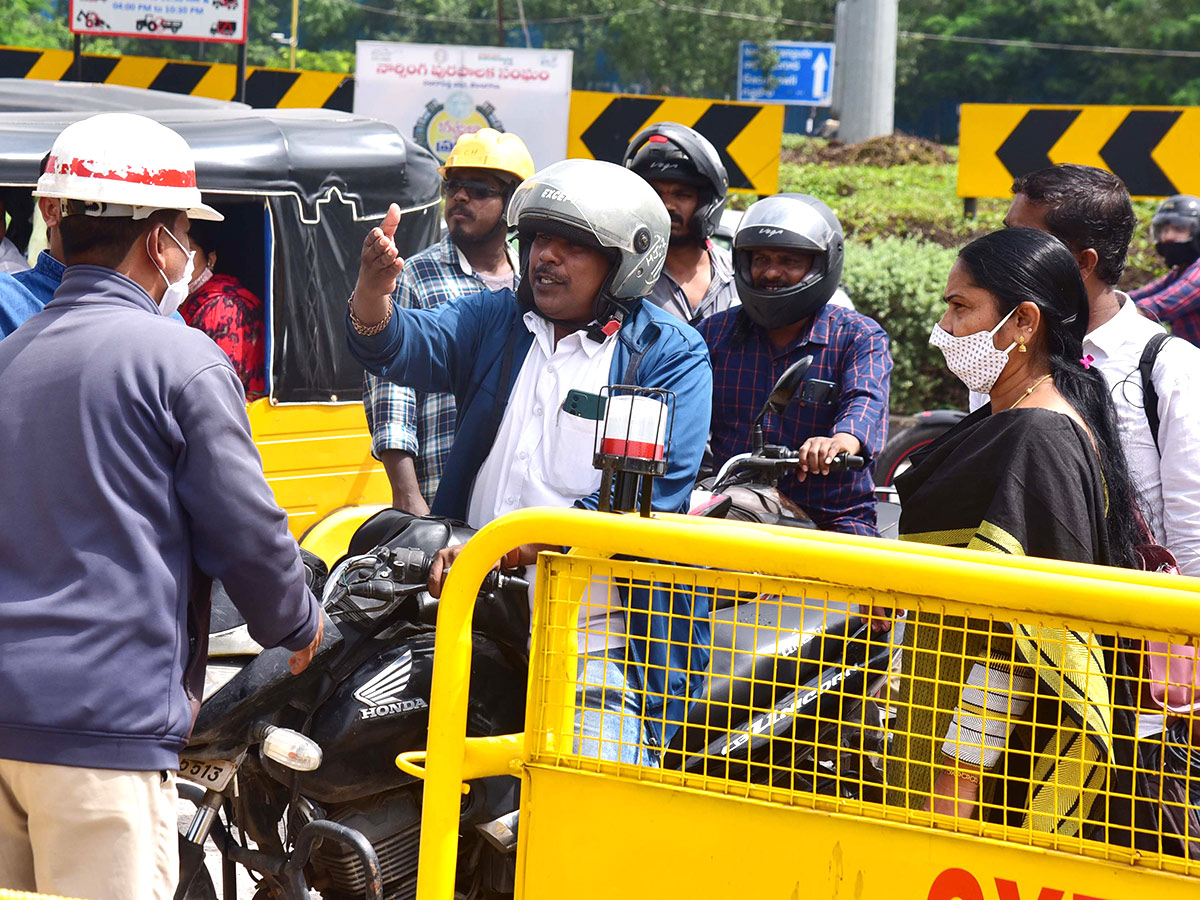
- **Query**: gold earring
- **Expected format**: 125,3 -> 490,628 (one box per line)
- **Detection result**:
1017,334 -> 1027,353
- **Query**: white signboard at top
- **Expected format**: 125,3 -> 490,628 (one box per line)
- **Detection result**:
70,0 -> 248,44
354,41 -> 573,171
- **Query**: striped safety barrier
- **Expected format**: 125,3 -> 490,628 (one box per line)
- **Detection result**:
0,44 -> 353,109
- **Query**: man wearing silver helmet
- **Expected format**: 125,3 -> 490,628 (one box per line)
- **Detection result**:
699,193 -> 892,536
623,122 -> 739,325
346,158 -> 712,765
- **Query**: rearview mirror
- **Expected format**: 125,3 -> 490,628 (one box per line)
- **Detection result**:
766,357 -> 812,416
753,356 -> 813,452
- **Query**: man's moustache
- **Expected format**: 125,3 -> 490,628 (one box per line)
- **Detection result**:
533,264 -> 565,283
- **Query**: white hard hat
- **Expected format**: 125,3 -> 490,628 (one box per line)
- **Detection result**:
34,113 -> 223,222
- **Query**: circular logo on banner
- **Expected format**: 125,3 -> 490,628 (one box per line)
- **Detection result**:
413,92 -> 506,162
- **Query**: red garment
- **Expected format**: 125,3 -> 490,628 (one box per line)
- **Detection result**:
180,273 -> 266,399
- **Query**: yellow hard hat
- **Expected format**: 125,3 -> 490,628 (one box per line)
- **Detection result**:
438,128 -> 535,183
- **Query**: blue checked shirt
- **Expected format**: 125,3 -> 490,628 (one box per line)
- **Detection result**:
363,234 -> 517,500
699,304 -> 892,536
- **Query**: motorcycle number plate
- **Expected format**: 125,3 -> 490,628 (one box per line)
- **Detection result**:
178,757 -> 238,791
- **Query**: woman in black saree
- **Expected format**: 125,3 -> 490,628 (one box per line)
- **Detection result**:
884,227 -> 1193,851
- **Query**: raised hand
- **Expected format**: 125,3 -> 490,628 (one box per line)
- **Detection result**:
352,203 -> 404,328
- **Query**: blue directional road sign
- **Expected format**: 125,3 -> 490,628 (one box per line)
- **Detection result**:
738,41 -> 835,107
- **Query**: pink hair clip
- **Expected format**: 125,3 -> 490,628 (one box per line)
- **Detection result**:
1080,354 -> 1095,370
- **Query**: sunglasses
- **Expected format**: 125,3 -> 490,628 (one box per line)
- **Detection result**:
441,179 -> 504,201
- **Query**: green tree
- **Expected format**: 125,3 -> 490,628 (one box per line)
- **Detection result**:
893,0 -> 1200,137
0,0 -> 71,49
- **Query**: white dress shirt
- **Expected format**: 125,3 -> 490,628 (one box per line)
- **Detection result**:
467,311 -> 623,650
1085,294 -> 1200,575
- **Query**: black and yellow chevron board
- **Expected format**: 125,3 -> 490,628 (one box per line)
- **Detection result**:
569,90 -> 784,195
960,103 -> 1200,200
0,44 -> 353,109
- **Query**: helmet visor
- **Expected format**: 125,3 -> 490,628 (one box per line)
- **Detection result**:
1151,212 -> 1199,243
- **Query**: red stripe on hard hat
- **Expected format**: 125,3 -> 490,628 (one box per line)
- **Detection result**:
55,157 -> 197,189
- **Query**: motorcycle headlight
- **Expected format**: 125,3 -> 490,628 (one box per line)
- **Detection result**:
259,725 -> 322,772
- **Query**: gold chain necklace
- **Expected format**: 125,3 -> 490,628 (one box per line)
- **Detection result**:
1008,373 -> 1053,410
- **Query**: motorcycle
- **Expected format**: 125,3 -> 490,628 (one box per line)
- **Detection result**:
177,514 -> 531,900
670,356 -> 904,793
180,362 -> 903,898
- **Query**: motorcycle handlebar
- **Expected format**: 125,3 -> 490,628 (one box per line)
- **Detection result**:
814,451 -> 866,471
482,568 -> 530,594
712,449 -> 867,488
340,547 -> 529,601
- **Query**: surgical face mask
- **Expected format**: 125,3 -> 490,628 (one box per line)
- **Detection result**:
148,226 -> 195,317
928,307 -> 1017,394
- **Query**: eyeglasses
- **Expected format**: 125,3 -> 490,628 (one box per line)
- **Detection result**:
441,179 -> 504,201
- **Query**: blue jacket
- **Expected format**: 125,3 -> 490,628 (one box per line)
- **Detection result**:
0,266 -> 320,771
15,250 -> 66,307
0,274 -> 41,339
0,251 -> 65,339
348,289 -> 713,747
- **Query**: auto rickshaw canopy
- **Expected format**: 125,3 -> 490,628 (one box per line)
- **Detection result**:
0,88 -> 442,402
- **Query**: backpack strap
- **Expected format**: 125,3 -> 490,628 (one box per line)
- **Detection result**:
1139,332 -> 1172,455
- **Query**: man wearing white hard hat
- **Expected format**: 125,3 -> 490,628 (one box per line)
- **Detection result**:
0,113 -> 322,899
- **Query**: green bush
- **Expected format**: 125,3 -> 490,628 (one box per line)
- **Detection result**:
842,237 -> 966,414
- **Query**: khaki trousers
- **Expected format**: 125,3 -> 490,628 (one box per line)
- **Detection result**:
0,759 -> 177,900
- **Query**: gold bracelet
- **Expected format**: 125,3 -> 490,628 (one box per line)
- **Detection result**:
348,293 -> 393,336
941,765 -> 982,785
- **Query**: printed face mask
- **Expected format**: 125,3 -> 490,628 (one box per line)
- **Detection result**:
148,226 -> 196,318
188,266 -> 214,296
928,307 -> 1017,394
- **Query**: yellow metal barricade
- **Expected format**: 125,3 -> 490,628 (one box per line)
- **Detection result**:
409,508 -> 1200,899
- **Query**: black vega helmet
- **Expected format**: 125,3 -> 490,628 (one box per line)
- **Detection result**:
622,122 -> 728,239
733,193 -> 844,330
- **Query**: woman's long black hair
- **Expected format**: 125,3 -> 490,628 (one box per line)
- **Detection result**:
957,227 -> 1140,568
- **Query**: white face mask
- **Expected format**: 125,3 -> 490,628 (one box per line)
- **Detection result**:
148,226 -> 195,318
928,307 -> 1017,394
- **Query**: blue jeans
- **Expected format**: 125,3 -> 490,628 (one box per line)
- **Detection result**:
574,650 -> 659,767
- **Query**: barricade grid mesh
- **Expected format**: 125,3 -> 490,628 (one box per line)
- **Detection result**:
529,553 -> 1200,877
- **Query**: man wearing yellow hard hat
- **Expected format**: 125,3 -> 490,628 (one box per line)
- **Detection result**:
363,127 -> 535,513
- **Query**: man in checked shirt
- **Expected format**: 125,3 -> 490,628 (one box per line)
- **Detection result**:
699,194 -> 892,535
363,128 -> 535,512
1131,194 -> 1200,348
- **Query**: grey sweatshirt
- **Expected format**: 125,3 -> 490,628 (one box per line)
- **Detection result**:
0,265 -> 319,771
